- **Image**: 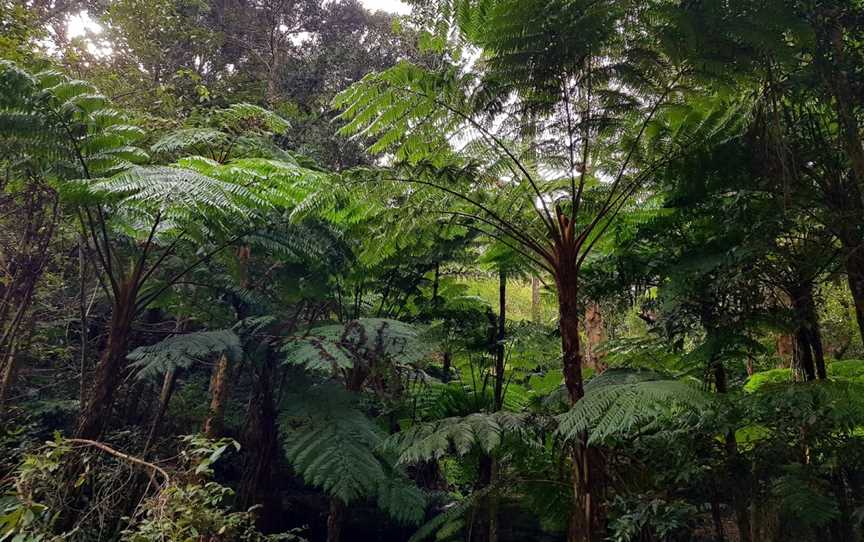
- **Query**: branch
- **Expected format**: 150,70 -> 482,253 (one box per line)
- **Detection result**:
66,438 -> 170,485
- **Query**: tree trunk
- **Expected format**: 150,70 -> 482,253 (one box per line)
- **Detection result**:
531,276 -> 541,323
142,367 -> 177,456
714,362 -> 752,542
203,353 -> 231,439
557,271 -> 605,542
471,454 -> 494,542
845,248 -> 864,346
76,283 -> 135,439
0,343 -> 18,410
326,498 -> 346,542
790,283 -> 823,380
583,303 -> 606,373
239,354 -> 280,531
493,269 -> 506,411
776,333 -> 794,367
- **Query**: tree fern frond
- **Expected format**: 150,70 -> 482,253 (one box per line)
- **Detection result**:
556,369 -> 709,444
127,329 -> 242,380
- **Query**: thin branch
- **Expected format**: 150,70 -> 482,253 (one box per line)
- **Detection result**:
66,438 -> 170,485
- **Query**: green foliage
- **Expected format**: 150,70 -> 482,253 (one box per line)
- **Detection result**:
557,369 -> 709,444
280,384 -> 426,524
127,329 -> 242,380
386,411 -> 538,464
121,436 -> 302,542
283,318 -> 426,373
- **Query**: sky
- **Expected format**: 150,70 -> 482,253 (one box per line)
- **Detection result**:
361,0 -> 411,14
68,0 -> 411,38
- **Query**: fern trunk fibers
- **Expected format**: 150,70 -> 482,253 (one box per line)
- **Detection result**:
557,271 -> 605,542
583,303 -> 605,373
76,281 -> 136,439
203,352 -> 231,438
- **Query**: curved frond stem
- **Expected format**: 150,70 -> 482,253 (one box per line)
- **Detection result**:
398,87 -> 560,240
587,73 -> 681,240
135,230 -> 254,312
441,211 -> 554,272
382,176 -> 553,262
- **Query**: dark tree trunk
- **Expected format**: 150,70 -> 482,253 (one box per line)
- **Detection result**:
790,283 -> 823,380
493,269 -> 506,411
845,249 -> 864,346
142,367 -> 177,456
326,498 -> 346,542
471,454 -> 494,542
203,352 -> 231,439
239,355 -> 280,531
76,283 -> 136,439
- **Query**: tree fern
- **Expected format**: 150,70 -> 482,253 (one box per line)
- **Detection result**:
386,411 -> 539,464
556,369 -> 709,444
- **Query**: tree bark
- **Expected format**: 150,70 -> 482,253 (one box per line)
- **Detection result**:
493,269 -> 506,411
714,362 -> 752,542
76,282 -> 136,439
557,271 -> 605,542
845,248 -> 864,346
531,276 -> 541,323
203,352 -> 231,439
239,354 -> 280,531
583,303 -> 606,373
142,367 -> 177,456
0,343 -> 18,410
326,498 -> 346,542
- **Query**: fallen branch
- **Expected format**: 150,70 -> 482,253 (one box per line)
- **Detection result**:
67,438 -> 171,485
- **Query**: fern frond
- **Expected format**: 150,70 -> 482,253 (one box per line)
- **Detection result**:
127,329 -> 242,380
556,369 -> 709,444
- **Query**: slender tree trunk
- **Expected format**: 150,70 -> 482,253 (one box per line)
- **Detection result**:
78,238 -> 88,410
142,367 -> 177,456
76,282 -> 136,439
531,276 -> 541,323
0,343 -> 18,410
493,269 -> 506,411
203,353 -> 231,439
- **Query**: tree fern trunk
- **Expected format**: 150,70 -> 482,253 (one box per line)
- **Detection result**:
714,362 -> 752,542
557,270 -> 605,542
327,498 -> 346,542
239,354 -> 280,531
845,249 -> 864,346
203,352 -> 231,439
76,282 -> 136,439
